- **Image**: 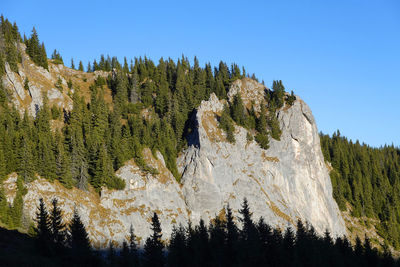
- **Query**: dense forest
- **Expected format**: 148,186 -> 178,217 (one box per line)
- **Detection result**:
0,17 -> 291,229
321,132 -> 400,248
2,15 -> 400,262
1,198 -> 397,267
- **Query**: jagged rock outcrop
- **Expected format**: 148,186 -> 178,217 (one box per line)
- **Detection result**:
20,149 -> 188,248
178,79 -> 346,237
2,56 -> 347,246
0,44 -> 108,117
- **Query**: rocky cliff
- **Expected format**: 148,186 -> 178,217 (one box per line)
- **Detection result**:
178,80 -> 346,237
1,54 -> 346,247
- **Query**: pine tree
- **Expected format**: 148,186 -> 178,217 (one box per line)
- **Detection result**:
168,225 -> 188,267
18,134 -> 35,183
128,224 -> 139,266
68,207 -> 91,258
238,198 -> 259,265
272,80 -> 286,108
78,61 -> 84,71
0,184 -> 7,224
51,49 -> 63,64
35,198 -> 52,255
0,146 -> 6,180
219,104 -> 235,143
231,93 -> 246,126
225,204 -> 239,266
255,103 -> 270,149
49,198 -> 66,247
143,212 -> 165,267
71,58 -> 75,69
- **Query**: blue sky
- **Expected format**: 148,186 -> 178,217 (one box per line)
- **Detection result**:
2,0 -> 400,147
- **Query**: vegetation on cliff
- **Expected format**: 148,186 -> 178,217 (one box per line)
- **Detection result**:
0,198 -> 395,266
321,131 -> 400,248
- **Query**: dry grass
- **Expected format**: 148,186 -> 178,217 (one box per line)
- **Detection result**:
262,151 -> 280,162
248,174 -> 292,223
202,111 -> 225,143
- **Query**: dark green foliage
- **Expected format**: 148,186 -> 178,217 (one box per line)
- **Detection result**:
168,225 -> 188,266
51,49 -> 63,65
286,90 -> 296,106
0,185 -> 7,224
1,198 -> 398,266
230,93 -> 247,126
271,80 -> 286,109
255,103 -> 270,149
34,198 -> 52,255
0,16 -> 22,73
143,212 -> 165,267
78,60 -> 84,71
54,76 -> 63,90
68,208 -> 91,258
321,131 -> 400,248
26,27 -> 48,69
24,78 -> 29,91
49,198 -> 66,248
255,132 -> 270,149
219,104 -> 235,143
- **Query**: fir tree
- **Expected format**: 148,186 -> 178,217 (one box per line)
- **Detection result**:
219,104 -> 235,143
78,60 -> 84,71
68,207 -> 91,258
143,212 -> 165,267
34,198 -> 52,255
71,58 -> 75,69
49,198 -> 66,247
231,93 -> 246,126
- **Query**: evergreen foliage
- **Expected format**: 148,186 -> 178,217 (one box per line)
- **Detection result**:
51,49 -> 63,65
143,212 -> 165,267
68,207 -> 92,262
321,131 -> 400,248
25,27 -> 48,69
49,198 -> 66,248
219,104 -> 235,143
0,16 -> 22,73
5,197 -> 396,266
78,60 -> 84,71
34,198 -> 52,255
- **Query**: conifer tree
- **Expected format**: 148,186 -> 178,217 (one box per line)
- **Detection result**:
128,224 -> 139,265
68,207 -> 91,258
219,104 -> 235,143
143,212 -> 165,267
225,204 -> 239,266
35,198 -> 52,255
51,49 -> 63,64
168,225 -> 188,267
49,198 -> 66,247
71,58 -> 75,69
0,146 -> 6,180
231,93 -> 246,126
255,102 -> 270,149
78,60 -> 84,71
18,134 -> 35,183
0,185 -> 7,224
272,80 -> 286,108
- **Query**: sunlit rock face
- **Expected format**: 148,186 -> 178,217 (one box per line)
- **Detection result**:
3,68 -> 346,247
178,79 -> 346,237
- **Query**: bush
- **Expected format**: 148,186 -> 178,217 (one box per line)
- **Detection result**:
255,132 -> 269,150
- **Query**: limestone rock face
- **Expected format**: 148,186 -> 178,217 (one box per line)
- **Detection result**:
22,149 -> 188,248
178,79 -> 346,237
2,67 -> 347,246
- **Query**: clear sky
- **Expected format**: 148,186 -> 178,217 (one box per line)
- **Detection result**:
2,0 -> 400,147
